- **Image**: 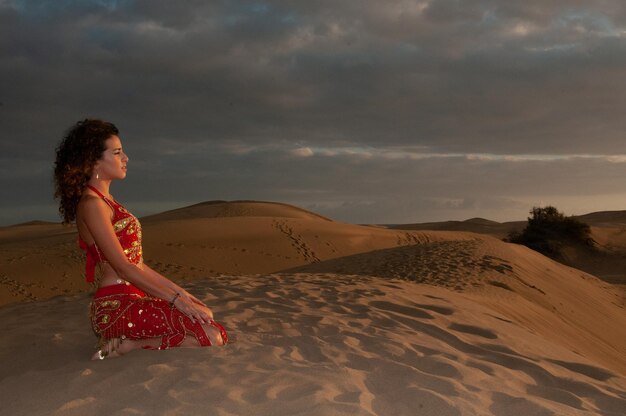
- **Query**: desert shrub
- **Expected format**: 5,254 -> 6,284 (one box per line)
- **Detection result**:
507,206 -> 593,258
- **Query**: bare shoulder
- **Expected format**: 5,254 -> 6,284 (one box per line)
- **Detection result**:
78,195 -> 112,220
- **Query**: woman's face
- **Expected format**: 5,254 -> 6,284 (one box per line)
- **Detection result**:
93,135 -> 129,181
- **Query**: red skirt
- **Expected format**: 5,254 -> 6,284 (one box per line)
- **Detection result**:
90,284 -> 228,349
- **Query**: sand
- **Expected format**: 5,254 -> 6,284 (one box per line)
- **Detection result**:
390,213 -> 626,289
1,201 -> 625,415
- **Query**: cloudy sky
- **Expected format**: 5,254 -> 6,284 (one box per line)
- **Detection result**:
2,0 -> 626,226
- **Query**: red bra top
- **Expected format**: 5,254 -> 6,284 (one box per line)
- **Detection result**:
78,185 -> 143,283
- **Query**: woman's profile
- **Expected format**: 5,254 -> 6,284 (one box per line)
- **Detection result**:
54,119 -> 227,360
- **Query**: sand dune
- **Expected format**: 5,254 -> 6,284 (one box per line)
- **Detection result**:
388,218 -> 526,239
0,202 -> 468,306
287,233 -> 626,374
1,201 -> 625,415
390,211 -> 626,287
141,200 -> 333,223
576,211 -> 626,227
1,274 -> 625,415
387,209 -> 626,238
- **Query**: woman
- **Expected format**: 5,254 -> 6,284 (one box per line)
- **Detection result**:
54,119 -> 227,360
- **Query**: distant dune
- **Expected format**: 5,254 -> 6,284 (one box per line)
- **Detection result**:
389,211 -> 626,287
1,200 -> 625,415
387,210 -> 626,238
575,210 -> 626,226
140,200 -> 333,223
2,203 -> 626,304
387,218 -> 526,239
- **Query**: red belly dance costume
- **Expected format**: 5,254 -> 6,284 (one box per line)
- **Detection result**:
79,185 -> 227,350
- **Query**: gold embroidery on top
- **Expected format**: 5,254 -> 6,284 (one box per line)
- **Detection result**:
111,212 -> 143,264
113,217 -> 131,232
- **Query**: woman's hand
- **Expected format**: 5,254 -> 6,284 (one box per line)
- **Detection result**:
173,293 -> 214,323
183,290 -> 208,307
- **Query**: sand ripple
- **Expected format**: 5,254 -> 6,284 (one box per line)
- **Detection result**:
1,274 -> 625,415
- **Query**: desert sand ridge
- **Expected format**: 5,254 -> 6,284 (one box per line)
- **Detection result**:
575,210 -> 626,226
288,233 -> 626,373
2,201 -> 626,303
10,220 -> 59,226
1,201 -> 626,415
0,222 -> 75,244
141,200 -> 333,223
388,209 -> 626,237
388,218 -> 526,239
0,201 -> 461,306
390,210 -> 626,287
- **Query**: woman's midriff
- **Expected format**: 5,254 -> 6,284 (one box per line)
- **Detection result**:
93,282 -> 146,298
96,262 -> 143,287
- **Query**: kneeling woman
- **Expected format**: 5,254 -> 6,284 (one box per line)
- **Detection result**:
54,119 -> 227,359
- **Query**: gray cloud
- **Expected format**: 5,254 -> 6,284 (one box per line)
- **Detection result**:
2,0 -> 626,225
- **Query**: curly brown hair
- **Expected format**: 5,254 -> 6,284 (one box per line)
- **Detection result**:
53,119 -> 119,223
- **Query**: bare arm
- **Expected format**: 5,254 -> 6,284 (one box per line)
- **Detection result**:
81,198 -> 212,323
140,263 -> 213,316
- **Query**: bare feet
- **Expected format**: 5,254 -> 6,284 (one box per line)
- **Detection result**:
90,336 -> 162,360
90,337 -> 129,360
